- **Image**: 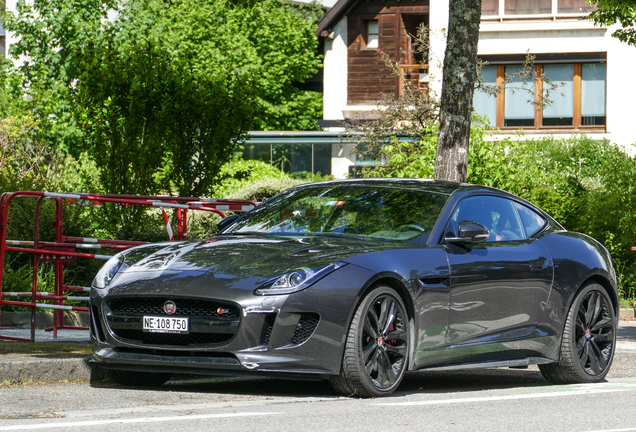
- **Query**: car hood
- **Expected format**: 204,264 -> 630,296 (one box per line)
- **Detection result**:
116,234 -> 413,280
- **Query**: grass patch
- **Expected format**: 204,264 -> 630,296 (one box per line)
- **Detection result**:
620,297 -> 636,309
0,378 -> 86,389
0,341 -> 91,357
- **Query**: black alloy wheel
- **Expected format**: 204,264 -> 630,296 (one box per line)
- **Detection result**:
330,285 -> 410,397
540,283 -> 616,384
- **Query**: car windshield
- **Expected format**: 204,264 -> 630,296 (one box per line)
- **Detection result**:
226,184 -> 449,241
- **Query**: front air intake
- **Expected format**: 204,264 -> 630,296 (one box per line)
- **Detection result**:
290,313 -> 320,345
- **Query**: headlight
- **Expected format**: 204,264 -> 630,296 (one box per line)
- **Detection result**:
93,254 -> 127,289
254,261 -> 348,296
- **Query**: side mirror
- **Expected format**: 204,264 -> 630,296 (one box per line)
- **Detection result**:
217,215 -> 240,233
444,220 -> 490,244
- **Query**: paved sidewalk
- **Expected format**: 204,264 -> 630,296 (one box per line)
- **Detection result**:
0,328 -> 90,343
1,322 -> 636,385
618,320 -> 636,351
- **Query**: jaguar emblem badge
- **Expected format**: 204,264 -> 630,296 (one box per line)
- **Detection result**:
163,300 -> 177,315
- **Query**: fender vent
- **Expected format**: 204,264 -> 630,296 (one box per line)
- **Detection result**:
290,313 -> 320,345
262,313 -> 277,346
91,306 -> 106,343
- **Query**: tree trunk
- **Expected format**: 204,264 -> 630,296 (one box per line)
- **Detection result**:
434,0 -> 482,183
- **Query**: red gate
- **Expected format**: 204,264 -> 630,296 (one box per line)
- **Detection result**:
0,191 -> 256,341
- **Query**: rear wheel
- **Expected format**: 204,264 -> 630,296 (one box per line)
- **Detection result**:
539,283 -> 616,384
329,285 -> 409,397
107,369 -> 172,387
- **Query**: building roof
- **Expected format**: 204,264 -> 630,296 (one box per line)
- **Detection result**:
315,0 -> 359,36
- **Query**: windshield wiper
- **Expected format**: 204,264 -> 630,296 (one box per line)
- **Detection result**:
310,232 -> 380,241
222,231 -> 271,236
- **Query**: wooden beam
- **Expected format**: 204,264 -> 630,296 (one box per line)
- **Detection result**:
496,65 -> 505,128
573,63 -> 582,128
534,64 -> 543,128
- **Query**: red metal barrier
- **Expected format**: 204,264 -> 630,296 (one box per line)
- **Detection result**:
0,191 -> 257,341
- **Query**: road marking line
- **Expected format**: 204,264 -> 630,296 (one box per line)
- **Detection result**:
374,388 -> 629,406
0,412 -> 280,431
581,429 -> 636,432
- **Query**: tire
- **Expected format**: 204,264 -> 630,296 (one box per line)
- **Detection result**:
107,369 -> 172,387
539,283 -> 616,384
329,285 -> 410,397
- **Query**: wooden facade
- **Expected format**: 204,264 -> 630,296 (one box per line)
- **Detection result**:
346,0 -> 429,105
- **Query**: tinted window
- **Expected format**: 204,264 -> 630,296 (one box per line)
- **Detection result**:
228,185 -> 449,241
450,196 -> 523,242
514,202 -> 546,237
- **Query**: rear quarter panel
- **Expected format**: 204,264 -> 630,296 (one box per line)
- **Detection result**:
538,231 -> 618,341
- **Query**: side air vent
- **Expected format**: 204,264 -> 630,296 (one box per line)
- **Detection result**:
91,305 -> 106,343
262,313 -> 277,346
290,313 -> 320,345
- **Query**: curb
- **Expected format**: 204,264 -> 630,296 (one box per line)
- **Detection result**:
620,308 -> 636,320
2,352 -> 636,385
0,356 -> 92,385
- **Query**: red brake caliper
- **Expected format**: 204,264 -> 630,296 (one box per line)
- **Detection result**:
387,323 -> 395,344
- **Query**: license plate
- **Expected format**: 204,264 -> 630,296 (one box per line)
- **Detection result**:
143,316 -> 189,334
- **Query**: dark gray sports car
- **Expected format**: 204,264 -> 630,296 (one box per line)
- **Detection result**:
89,179 -> 618,397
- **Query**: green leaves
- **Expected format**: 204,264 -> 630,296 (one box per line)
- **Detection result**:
590,0 -> 636,46
3,0 -> 322,201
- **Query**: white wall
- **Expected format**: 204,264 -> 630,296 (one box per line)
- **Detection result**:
323,17 -> 348,121
2,0 -> 18,57
427,0 -> 449,98
331,143 -> 356,178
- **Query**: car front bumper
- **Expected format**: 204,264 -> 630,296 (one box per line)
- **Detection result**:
89,264 -> 375,377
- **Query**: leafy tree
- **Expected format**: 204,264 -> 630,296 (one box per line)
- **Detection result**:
283,0 -> 326,25
590,0 -> 636,46
4,0 -> 321,200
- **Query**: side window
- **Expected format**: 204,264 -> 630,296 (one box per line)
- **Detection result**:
451,195 -> 524,242
514,202 -> 546,237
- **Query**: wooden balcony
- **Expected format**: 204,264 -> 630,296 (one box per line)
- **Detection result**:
398,64 -> 430,96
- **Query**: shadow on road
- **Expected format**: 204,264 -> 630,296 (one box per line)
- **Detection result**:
92,366 -> 551,398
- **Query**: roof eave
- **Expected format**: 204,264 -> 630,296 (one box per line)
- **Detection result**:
315,0 -> 360,37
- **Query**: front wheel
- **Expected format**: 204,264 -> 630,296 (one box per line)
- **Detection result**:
329,285 -> 410,397
539,283 -> 616,384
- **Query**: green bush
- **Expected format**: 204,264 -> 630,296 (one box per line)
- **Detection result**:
505,136 -> 636,299
213,157 -> 291,199
467,134 -> 636,300
226,177 -> 309,202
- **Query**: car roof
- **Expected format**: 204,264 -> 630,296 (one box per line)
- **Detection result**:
298,178 -> 464,195
293,178 -> 562,228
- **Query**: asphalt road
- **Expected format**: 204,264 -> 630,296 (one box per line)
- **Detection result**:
1,369 -> 636,432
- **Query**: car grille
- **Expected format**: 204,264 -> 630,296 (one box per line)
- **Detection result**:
105,297 -> 240,348
107,298 -> 239,318
290,313 -> 320,345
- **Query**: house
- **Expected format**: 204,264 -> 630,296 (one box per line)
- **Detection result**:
245,0 -> 636,180
315,0 -> 636,169
3,1 -> 635,180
